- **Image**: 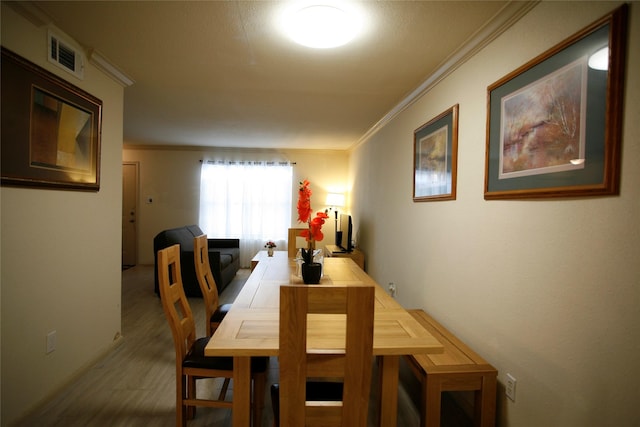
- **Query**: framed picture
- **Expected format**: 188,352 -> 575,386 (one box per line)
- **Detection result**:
484,5 -> 627,200
1,47 -> 102,191
413,104 -> 459,201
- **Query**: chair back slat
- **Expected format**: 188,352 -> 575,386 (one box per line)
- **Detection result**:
194,234 -> 220,336
157,244 -> 196,359
287,227 -> 315,258
278,284 -> 375,427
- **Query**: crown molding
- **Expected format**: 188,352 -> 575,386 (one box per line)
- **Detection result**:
352,1 -> 539,151
88,49 -> 135,87
6,1 -> 51,27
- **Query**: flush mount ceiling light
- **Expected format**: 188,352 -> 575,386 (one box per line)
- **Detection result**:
279,1 -> 363,49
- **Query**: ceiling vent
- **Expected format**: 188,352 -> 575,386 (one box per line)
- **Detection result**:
48,29 -> 84,79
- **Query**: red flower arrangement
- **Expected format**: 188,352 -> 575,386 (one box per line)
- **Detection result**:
297,180 -> 329,263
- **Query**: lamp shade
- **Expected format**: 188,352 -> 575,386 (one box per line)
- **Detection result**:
326,193 -> 345,207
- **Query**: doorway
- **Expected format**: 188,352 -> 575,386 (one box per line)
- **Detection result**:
122,162 -> 139,268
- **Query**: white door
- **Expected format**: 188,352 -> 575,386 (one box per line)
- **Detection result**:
122,162 -> 138,268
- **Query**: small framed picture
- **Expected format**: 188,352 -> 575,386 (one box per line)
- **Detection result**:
413,104 -> 459,202
484,5 -> 627,199
1,48 -> 102,191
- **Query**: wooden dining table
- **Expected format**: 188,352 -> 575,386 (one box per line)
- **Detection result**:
205,251 -> 443,427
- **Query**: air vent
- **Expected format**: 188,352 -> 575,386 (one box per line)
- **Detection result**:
48,29 -> 84,79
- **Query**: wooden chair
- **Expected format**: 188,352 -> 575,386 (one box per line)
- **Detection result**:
287,227 -> 314,258
194,234 -> 232,336
271,284 -> 375,427
157,244 -> 267,427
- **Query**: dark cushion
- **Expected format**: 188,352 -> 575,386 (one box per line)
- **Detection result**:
185,337 -> 268,373
270,381 -> 344,426
219,252 -> 234,269
211,304 -> 233,323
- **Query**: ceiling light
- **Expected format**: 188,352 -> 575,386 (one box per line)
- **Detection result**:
280,2 -> 363,49
588,46 -> 609,71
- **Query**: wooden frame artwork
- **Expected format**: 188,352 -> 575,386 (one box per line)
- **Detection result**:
413,104 -> 459,202
484,5 -> 627,200
1,47 -> 102,191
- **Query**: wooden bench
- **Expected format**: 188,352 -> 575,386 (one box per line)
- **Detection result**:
403,309 -> 498,427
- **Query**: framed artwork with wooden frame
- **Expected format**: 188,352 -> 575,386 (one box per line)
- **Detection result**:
1,47 -> 102,191
484,5 -> 627,200
413,104 -> 459,202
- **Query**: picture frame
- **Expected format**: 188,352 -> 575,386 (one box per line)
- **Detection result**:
484,5 -> 627,200
1,47 -> 102,191
413,104 -> 459,202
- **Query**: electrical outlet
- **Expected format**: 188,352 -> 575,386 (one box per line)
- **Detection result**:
506,373 -> 517,401
46,330 -> 57,354
388,282 -> 396,297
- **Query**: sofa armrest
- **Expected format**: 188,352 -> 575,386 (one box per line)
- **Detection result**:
208,250 -> 221,264
207,238 -> 240,249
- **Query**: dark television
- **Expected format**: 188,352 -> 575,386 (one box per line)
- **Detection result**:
339,213 -> 353,252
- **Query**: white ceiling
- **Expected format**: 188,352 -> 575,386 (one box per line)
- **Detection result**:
22,1 -> 526,150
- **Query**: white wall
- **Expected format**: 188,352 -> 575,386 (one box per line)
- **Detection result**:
123,146 -> 349,265
350,2 -> 639,426
0,5 -> 124,425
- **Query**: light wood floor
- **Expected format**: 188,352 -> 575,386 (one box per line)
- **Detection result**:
18,265 -> 471,427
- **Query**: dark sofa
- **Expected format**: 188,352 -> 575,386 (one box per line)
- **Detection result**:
153,225 -> 240,297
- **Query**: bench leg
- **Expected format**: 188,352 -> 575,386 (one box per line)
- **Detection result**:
474,375 -> 497,427
423,377 -> 442,427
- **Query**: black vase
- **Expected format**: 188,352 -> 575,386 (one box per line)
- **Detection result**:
301,262 -> 322,284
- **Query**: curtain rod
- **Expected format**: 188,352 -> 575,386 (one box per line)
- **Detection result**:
200,160 -> 296,165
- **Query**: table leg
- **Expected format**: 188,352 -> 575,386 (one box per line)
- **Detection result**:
233,356 -> 251,427
378,355 -> 399,427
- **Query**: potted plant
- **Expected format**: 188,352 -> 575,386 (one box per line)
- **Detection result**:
265,241 -> 276,257
297,180 -> 329,284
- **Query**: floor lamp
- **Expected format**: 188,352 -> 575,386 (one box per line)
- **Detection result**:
325,192 -> 345,247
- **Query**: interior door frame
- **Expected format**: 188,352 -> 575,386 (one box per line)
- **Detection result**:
122,161 -> 139,267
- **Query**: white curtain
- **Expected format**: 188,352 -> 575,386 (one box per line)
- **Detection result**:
199,161 -> 293,267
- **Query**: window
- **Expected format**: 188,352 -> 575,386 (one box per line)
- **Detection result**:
199,161 -> 293,267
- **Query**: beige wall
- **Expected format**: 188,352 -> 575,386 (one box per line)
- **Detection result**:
123,146 -> 349,265
0,5 -> 124,425
350,2 -> 639,426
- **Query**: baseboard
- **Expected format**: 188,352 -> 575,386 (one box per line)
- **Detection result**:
15,335 -> 124,423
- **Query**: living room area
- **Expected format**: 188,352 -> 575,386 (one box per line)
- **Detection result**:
122,146 -> 351,271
